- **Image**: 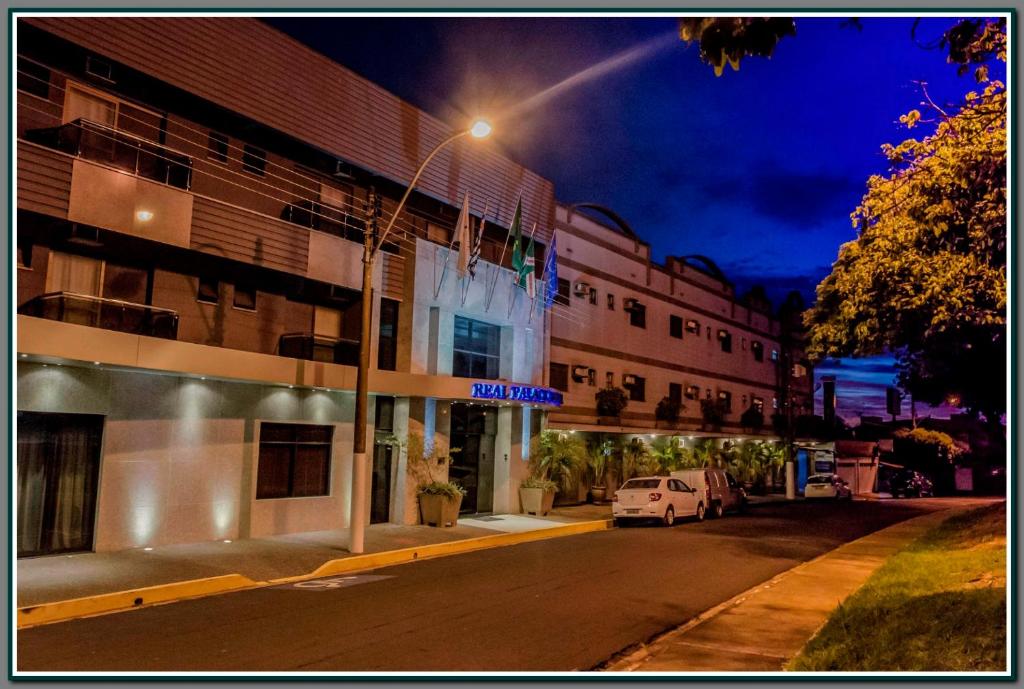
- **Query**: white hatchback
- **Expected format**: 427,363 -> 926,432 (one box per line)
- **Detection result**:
612,476 -> 705,526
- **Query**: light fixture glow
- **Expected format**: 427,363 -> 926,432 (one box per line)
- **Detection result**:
143,547 -> 153,551
19,354 -> 26,358
136,210 -> 154,222
469,119 -> 492,139
223,539 -> 232,544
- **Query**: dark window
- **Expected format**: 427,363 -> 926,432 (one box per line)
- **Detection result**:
685,318 -> 700,334
18,57 -> 50,99
771,349 -> 780,362
17,238 -> 33,268
718,390 -> 732,412
197,276 -> 219,304
378,298 -> 399,371
685,385 -> 700,400
718,329 -> 732,353
626,375 -> 646,402
669,382 -> 683,404
628,303 -> 646,329
549,362 -> 569,392
752,341 -> 764,362
588,287 -> 598,305
453,316 -> 500,379
233,284 -> 257,311
607,293 -> 615,310
256,423 -> 333,499
208,131 -> 229,163
669,315 -> 683,339
242,145 -> 266,176
85,55 -> 113,81
555,278 -> 571,306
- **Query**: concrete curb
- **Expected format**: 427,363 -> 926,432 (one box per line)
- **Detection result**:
17,518 -> 612,629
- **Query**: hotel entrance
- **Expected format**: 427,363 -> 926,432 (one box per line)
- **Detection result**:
448,404 -> 496,514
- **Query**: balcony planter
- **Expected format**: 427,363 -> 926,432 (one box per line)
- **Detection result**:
417,482 -> 465,528
595,387 -> 629,425
590,485 -> 608,503
519,477 -> 557,516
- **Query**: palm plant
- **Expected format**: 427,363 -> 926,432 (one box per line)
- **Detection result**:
587,437 -> 614,488
622,437 -> 661,479
690,438 -> 719,468
530,430 -> 588,493
649,436 -> 687,473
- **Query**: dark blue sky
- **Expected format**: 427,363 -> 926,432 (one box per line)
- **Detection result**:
266,15 -> 999,420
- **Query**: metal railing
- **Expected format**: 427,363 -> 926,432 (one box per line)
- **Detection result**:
280,199 -> 366,243
278,332 -> 360,366
18,292 -> 179,339
25,118 -> 193,190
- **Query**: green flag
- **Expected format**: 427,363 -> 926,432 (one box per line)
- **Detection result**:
509,197 -> 528,287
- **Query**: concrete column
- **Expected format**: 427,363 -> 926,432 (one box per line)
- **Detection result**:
785,461 -> 796,500
493,407 -> 514,513
391,397 -> 411,524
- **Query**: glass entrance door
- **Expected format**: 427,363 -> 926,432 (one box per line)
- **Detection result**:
370,397 -> 395,524
449,404 -> 496,514
17,411 -> 104,557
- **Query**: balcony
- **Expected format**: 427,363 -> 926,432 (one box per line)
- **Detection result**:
18,292 -> 179,340
25,119 -> 193,190
281,200 -> 365,243
278,333 -> 360,366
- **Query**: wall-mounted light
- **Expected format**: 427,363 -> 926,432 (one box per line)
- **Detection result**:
136,210 -> 154,222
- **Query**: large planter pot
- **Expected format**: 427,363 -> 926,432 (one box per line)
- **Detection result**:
590,485 -> 608,503
419,492 -> 463,528
519,487 -> 556,516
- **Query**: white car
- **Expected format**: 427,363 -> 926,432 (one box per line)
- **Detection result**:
804,474 -> 853,500
612,476 -> 705,526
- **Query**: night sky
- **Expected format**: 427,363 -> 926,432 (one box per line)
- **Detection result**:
266,15 -> 1000,422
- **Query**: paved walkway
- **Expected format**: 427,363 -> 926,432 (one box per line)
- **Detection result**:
18,507 -> 606,608
603,498 -> 991,672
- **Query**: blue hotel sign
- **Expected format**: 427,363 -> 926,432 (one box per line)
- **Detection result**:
470,383 -> 563,407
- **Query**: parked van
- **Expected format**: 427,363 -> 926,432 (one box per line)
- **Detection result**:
670,468 -> 746,518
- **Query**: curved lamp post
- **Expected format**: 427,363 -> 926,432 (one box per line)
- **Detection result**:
349,119 -> 492,554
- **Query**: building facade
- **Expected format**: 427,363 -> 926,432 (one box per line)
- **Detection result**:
15,17 -> 557,556
546,204 -> 813,440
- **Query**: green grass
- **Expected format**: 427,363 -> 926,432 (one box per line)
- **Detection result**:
789,502 -> 1007,672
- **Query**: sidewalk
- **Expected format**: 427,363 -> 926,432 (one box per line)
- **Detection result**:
603,500 -> 987,672
18,506 -> 609,613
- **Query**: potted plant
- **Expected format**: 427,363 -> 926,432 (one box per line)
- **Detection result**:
402,432 -> 466,527
519,476 -> 558,515
700,398 -> 726,431
595,387 -> 629,425
587,438 -> 613,503
525,430 -> 588,511
655,396 -> 683,429
740,404 -> 765,432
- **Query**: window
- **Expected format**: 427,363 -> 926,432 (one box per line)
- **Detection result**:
588,287 -> 598,305
718,390 -> 732,412
556,278 -> 571,306
752,341 -> 764,362
685,319 -> 700,335
426,222 -> 449,244
771,349 -> 780,362
628,303 -> 646,329
46,251 -> 102,296
706,326 -> 712,340
242,145 -> 266,175
549,363 -> 569,392
685,385 -> 701,401
377,299 -> 399,371
17,237 -> 33,269
718,329 -> 732,353
742,337 -> 747,350
772,396 -> 779,409
18,57 -> 50,99
607,293 -> 615,310
256,423 -> 333,499
753,396 -> 765,413
207,131 -> 229,163
197,276 -> 219,304
625,375 -> 646,402
85,55 -> 113,81
669,315 -> 683,339
453,316 -> 500,379
669,383 -> 683,404
233,284 -> 257,311
606,371 -> 614,387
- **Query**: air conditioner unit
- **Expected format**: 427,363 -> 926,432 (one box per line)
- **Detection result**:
571,365 -> 590,382
573,281 -> 590,296
623,298 -> 640,311
623,374 -> 637,386
332,159 -> 355,180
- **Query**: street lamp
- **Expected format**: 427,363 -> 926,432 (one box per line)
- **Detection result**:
349,118 -> 492,554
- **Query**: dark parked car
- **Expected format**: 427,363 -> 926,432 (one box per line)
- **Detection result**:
889,470 -> 934,498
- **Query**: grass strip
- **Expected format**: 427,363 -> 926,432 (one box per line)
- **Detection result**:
789,502 -> 1007,672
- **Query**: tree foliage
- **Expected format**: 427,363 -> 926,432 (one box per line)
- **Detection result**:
679,17 -> 796,76
805,20 -> 1006,424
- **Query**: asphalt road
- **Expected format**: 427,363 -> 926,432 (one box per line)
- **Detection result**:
18,499 -> 951,672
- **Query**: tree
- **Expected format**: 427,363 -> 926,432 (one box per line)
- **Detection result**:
805,20 -> 1006,425
678,18 -> 796,76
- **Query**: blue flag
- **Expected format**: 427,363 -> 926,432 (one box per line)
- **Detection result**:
544,234 -> 558,308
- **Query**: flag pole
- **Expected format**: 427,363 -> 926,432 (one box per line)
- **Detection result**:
433,204 -> 463,300
463,201 -> 489,306
485,204 -> 513,312
509,221 -> 537,319
529,233 -> 551,324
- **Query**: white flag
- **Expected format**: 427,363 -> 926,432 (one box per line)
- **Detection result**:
455,192 -> 472,278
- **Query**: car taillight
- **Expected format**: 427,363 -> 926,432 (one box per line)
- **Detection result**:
649,492 -> 662,502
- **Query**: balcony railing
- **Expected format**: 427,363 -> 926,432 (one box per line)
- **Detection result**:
25,119 -> 193,190
18,292 -> 179,339
278,333 -> 360,366
281,200 -> 366,243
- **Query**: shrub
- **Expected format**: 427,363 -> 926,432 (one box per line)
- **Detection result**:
595,387 -> 629,417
